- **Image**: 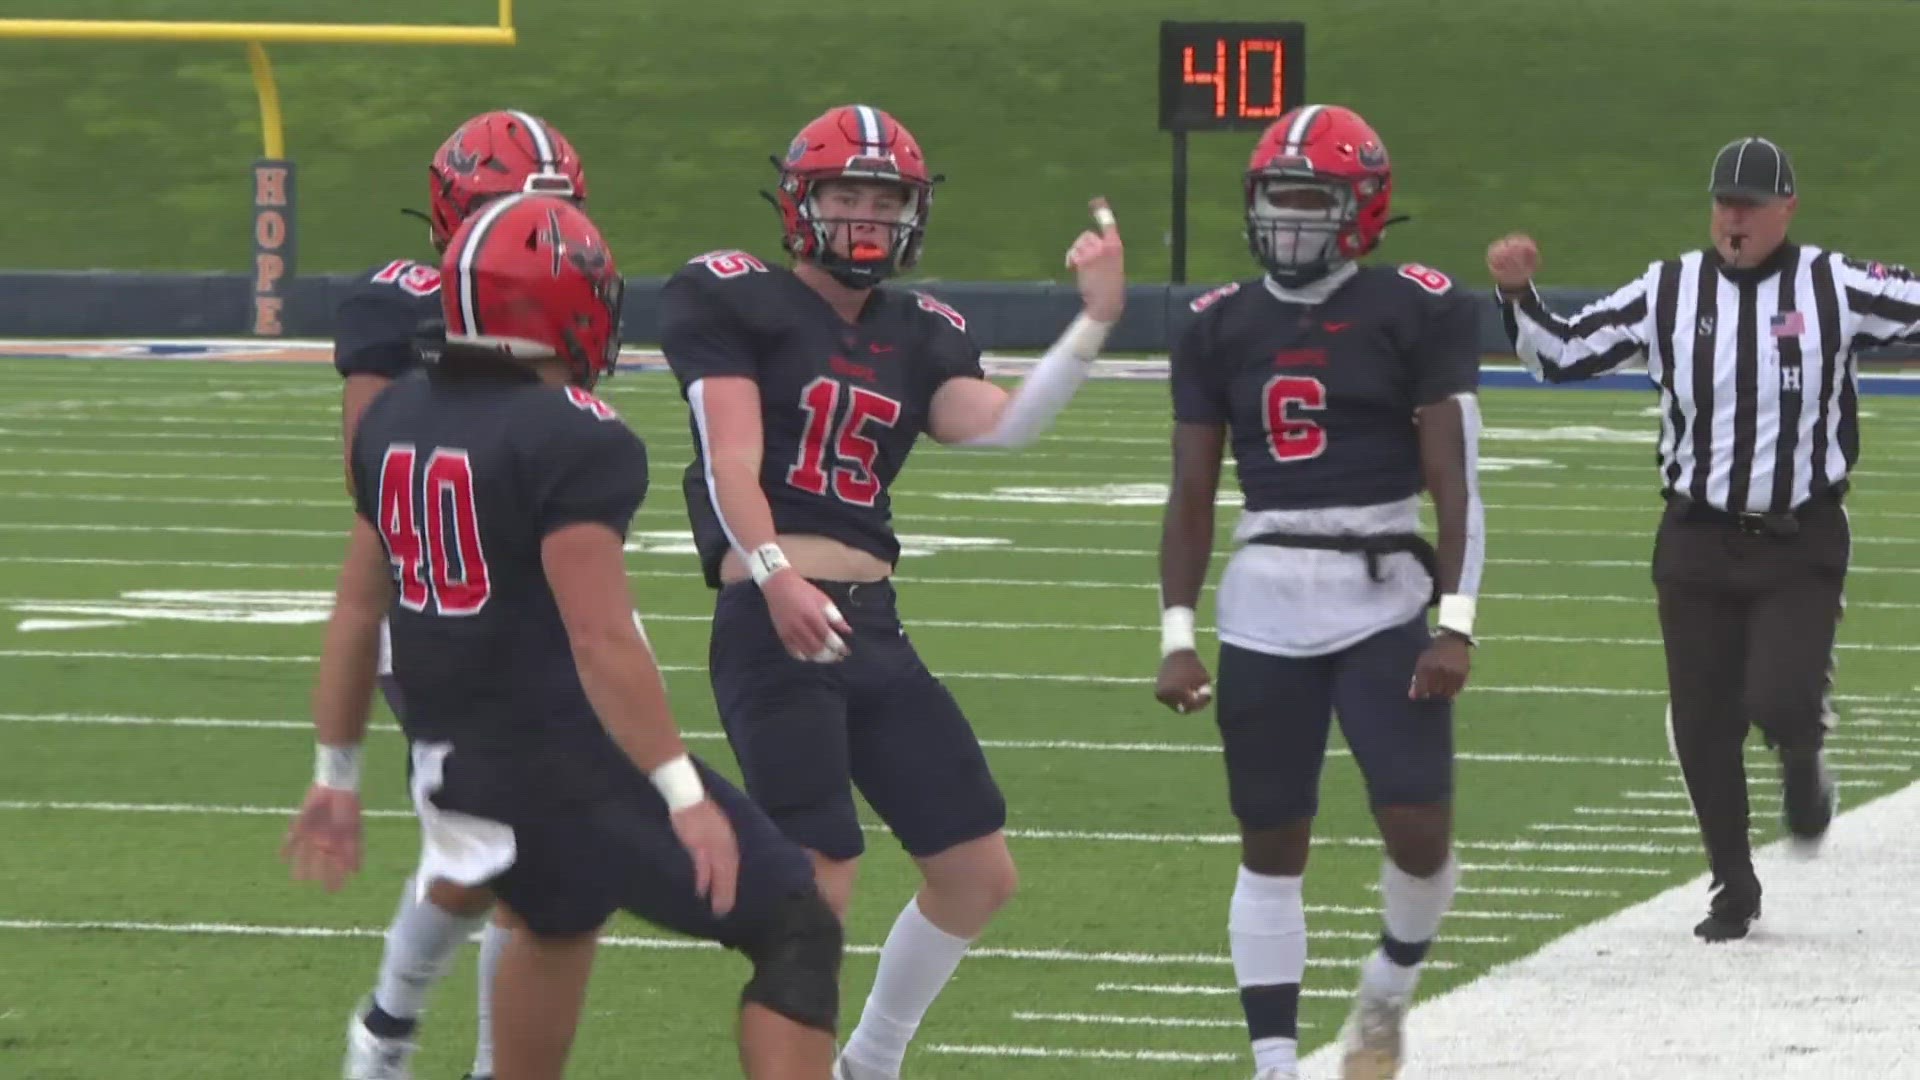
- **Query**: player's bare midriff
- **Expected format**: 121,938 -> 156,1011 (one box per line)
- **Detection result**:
717,534 -> 893,585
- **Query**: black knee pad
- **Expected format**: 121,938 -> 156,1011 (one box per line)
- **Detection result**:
738,887 -> 843,1034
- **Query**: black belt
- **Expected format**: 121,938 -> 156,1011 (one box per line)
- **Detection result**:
1244,532 -> 1442,607
1663,481 -> 1846,539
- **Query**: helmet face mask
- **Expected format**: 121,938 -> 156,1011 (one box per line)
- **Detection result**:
795,177 -> 925,287
767,105 -> 938,289
1241,105 -> 1393,286
1247,177 -> 1356,281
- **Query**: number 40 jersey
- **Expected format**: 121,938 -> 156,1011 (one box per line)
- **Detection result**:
659,250 -> 984,588
1173,263 -> 1483,510
350,370 -> 647,764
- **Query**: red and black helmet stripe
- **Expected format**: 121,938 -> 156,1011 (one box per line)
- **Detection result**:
444,192 -> 530,339
506,109 -> 558,171
851,104 -> 886,155
1280,103 -> 1325,157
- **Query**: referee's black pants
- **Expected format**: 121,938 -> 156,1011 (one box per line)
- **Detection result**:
1651,492 -> 1848,886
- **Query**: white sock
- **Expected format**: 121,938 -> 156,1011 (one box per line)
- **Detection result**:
1362,855 -> 1459,1001
842,897 -> 974,1075
372,877 -> 488,1021
1229,866 -> 1305,1073
471,920 -> 508,1077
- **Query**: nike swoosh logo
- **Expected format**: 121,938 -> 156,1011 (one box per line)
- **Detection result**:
1322,322 -> 1351,333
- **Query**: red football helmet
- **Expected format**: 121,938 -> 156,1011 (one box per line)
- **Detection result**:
766,104 -> 939,288
426,110 -> 588,251
1243,104 -> 1395,285
439,194 -> 624,389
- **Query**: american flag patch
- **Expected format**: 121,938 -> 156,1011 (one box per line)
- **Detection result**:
1771,310 -> 1805,336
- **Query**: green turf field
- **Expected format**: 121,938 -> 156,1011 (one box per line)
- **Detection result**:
0,357 -> 1915,1077
3,0 -> 1920,283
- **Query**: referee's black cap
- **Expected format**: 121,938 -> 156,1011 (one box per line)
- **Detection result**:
1710,137 -> 1796,199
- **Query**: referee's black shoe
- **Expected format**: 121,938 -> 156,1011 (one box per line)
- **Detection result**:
1694,871 -> 1761,942
1781,747 -> 1838,853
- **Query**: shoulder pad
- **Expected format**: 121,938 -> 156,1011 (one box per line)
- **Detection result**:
1188,280 -> 1243,314
1842,256 -> 1913,282
683,249 -> 775,282
911,290 -> 969,332
367,259 -> 443,298
1394,263 -> 1455,296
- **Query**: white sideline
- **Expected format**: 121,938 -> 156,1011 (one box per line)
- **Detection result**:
1298,778 -> 1920,1079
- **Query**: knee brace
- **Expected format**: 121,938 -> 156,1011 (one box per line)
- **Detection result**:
738,887 -> 844,1034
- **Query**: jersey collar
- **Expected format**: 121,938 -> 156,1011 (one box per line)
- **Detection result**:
1263,261 -> 1358,306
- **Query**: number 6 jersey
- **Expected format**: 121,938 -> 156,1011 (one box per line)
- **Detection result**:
1172,263 -> 1482,510
659,250 -> 984,588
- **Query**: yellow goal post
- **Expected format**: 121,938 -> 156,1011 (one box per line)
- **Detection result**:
0,2 -> 517,335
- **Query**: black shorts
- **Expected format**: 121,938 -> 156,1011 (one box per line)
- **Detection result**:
439,752 -> 819,941
708,579 -> 1007,861
1214,615 -> 1453,825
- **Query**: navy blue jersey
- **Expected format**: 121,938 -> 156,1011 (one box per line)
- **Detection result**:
350,367 -> 648,805
1171,263 -> 1481,511
659,250 -> 983,587
333,259 -> 447,380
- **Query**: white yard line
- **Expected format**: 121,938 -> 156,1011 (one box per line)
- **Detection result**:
5,590 -> 1919,653
925,1044 -> 1239,1063
0,915 -> 1383,970
2,713 -> 1911,776
7,480 -> 1920,522
1012,1010 -> 1247,1029
0,797 -> 1691,860
6,553 -> 1920,616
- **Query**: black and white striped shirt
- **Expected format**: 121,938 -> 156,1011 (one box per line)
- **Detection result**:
1503,244 -> 1920,514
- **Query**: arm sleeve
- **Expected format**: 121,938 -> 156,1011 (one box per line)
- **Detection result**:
1502,263 -> 1657,383
1837,255 -> 1920,347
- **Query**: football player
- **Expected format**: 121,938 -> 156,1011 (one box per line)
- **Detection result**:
1153,104 -> 1485,1080
659,103 -> 1125,1080
286,194 -> 842,1080
329,109 -> 587,1080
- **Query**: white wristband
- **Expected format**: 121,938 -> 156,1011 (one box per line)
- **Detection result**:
314,743 -> 362,792
747,543 -> 790,587
649,754 -> 706,812
1160,605 -> 1197,658
1437,593 -> 1477,640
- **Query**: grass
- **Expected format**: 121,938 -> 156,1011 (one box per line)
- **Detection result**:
0,354 -> 1915,1077
4,1 -> 1920,283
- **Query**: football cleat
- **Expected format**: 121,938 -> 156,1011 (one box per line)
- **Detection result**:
342,998 -> 417,1080
1338,990 -> 1408,1080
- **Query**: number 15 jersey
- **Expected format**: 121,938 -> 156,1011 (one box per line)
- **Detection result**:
659,250 -> 983,588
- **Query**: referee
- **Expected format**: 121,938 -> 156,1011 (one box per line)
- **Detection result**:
1483,136 -> 1920,941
